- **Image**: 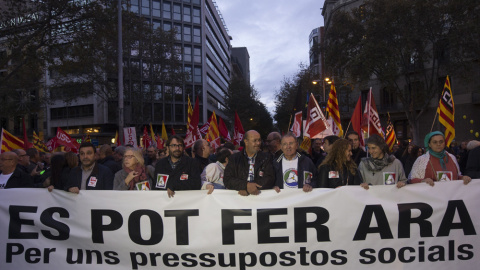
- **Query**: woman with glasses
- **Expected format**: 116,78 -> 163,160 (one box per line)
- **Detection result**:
113,148 -> 152,190
410,131 -> 472,186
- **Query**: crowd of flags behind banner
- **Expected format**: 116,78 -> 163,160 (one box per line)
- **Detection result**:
0,77 -> 457,154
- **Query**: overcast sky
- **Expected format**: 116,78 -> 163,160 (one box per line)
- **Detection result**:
215,0 -> 325,115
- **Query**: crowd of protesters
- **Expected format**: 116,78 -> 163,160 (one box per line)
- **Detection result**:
0,130 -> 478,194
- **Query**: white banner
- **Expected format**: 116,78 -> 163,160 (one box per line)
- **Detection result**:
123,127 -> 137,147
1,181 -> 479,270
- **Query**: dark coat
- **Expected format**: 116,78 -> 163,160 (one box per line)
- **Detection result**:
316,163 -> 363,188
153,155 -> 201,191
352,147 -> 367,165
273,152 -> 317,189
1,167 -> 34,189
65,163 -> 114,190
98,155 -> 122,174
224,151 -> 275,191
465,146 -> 480,178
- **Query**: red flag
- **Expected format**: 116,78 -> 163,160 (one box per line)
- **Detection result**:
290,111 -> 302,137
170,127 -> 176,135
45,137 -> 59,152
233,111 -> 245,146
199,114 -> 212,136
55,127 -> 80,153
362,88 -> 383,138
304,93 -> 328,138
142,126 -> 153,149
351,96 -> 365,147
22,117 -> 33,149
218,116 -> 231,142
184,97 -> 202,148
155,134 -> 164,150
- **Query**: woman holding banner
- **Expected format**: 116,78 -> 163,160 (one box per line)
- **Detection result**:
358,134 -> 407,188
316,139 -> 364,188
410,131 -> 471,186
114,148 -> 153,190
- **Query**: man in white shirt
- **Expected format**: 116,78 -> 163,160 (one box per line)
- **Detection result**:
0,151 -> 33,189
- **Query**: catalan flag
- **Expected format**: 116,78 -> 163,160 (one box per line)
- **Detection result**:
437,76 -> 455,147
1,128 -> 25,153
385,113 -> 397,152
326,82 -> 343,137
33,131 -> 49,152
205,111 -> 221,150
187,95 -> 193,128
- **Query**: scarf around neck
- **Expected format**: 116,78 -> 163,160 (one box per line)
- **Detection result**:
124,164 -> 148,190
362,154 -> 395,172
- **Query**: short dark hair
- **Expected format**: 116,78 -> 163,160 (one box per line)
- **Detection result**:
223,142 -> 235,151
346,131 -> 359,138
79,142 -> 96,153
324,135 -> 340,145
167,135 -> 184,147
216,148 -> 232,163
366,134 -> 389,153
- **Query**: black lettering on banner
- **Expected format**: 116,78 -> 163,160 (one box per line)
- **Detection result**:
294,207 -> 330,242
130,252 -> 147,270
297,246 -> 310,266
91,210 -> 123,244
199,253 -> 216,267
9,205 -> 38,239
6,243 -> 56,264
398,203 -> 433,238
310,250 -> 328,266
163,253 -> 180,267
378,247 -> 396,263
6,243 -> 24,263
221,209 -> 252,245
359,248 -> 376,264
437,200 -> 476,236
279,251 -> 296,266
457,244 -> 474,260
418,241 -> 425,262
40,207 -> 70,241
66,249 -> 83,264
128,210 -> 163,245
427,245 -> 445,262
398,246 -> 415,263
164,209 -> 199,245
330,250 -> 348,265
181,253 -> 198,267
239,252 -> 257,270
104,251 -> 120,265
257,208 -> 288,244
353,205 -> 393,241
85,250 -> 102,264
259,252 -> 277,266
218,253 -> 236,267
150,253 -> 162,266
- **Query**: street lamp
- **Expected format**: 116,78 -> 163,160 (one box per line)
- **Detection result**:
312,77 -> 331,102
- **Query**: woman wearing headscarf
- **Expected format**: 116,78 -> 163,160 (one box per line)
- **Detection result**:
114,148 -> 152,190
358,134 -> 407,189
315,139 -> 365,189
410,131 -> 472,186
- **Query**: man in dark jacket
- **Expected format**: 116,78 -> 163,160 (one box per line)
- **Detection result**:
273,133 -> 316,192
465,141 -> 480,178
154,135 -> 201,197
346,131 -> 367,165
224,130 -> 275,196
193,139 -> 212,172
0,151 -> 34,189
66,142 -> 114,193
98,144 -> 122,174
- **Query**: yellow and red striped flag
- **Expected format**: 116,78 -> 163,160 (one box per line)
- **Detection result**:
205,111 -> 221,150
33,131 -> 49,152
326,82 -> 343,137
187,95 -> 193,128
385,113 -> 397,152
1,128 -> 25,153
437,76 -> 455,147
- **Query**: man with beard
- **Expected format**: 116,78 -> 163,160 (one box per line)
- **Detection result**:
65,142 -> 114,193
153,135 -> 201,197
224,130 -> 275,196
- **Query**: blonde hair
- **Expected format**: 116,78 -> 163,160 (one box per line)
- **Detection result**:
124,148 -> 145,167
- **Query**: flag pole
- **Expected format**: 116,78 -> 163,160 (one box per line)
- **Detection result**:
430,111 -> 438,132
367,87 -> 371,140
287,114 -> 292,134
343,121 -> 352,138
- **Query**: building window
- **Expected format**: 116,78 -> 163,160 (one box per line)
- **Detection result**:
185,66 -> 192,82
163,1 -> 171,19
154,84 -> 162,100
183,5 -> 191,22
174,24 -> 182,40
154,103 -> 163,122
193,47 -> 201,63
130,0 -> 139,13
165,85 -> 173,101
152,0 -> 161,17
173,3 -> 181,20
51,105 -> 94,120
153,20 -> 161,29
165,103 -> 172,122
184,45 -> 192,62
141,0 -> 150,15
193,27 -> 201,43
193,7 -> 201,24
175,104 -> 184,122
184,25 -> 192,42
174,86 -> 183,101
194,66 -> 202,83
192,0 -> 200,5
163,21 -> 172,31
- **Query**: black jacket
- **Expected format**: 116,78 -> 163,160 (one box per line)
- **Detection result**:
465,146 -> 480,178
273,152 -> 317,189
316,164 -> 363,188
195,155 -> 211,172
352,147 -> 367,165
224,151 -> 275,191
65,163 -> 114,190
153,155 -> 201,191
98,155 -> 122,174
1,167 -> 34,189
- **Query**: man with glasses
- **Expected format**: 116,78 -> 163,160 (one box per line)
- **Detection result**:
224,130 -> 275,196
65,142 -> 114,193
153,135 -> 201,197
0,151 -> 33,189
273,133 -> 316,192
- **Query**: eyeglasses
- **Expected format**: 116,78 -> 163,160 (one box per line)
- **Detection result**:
124,155 -> 136,159
169,144 -> 184,148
